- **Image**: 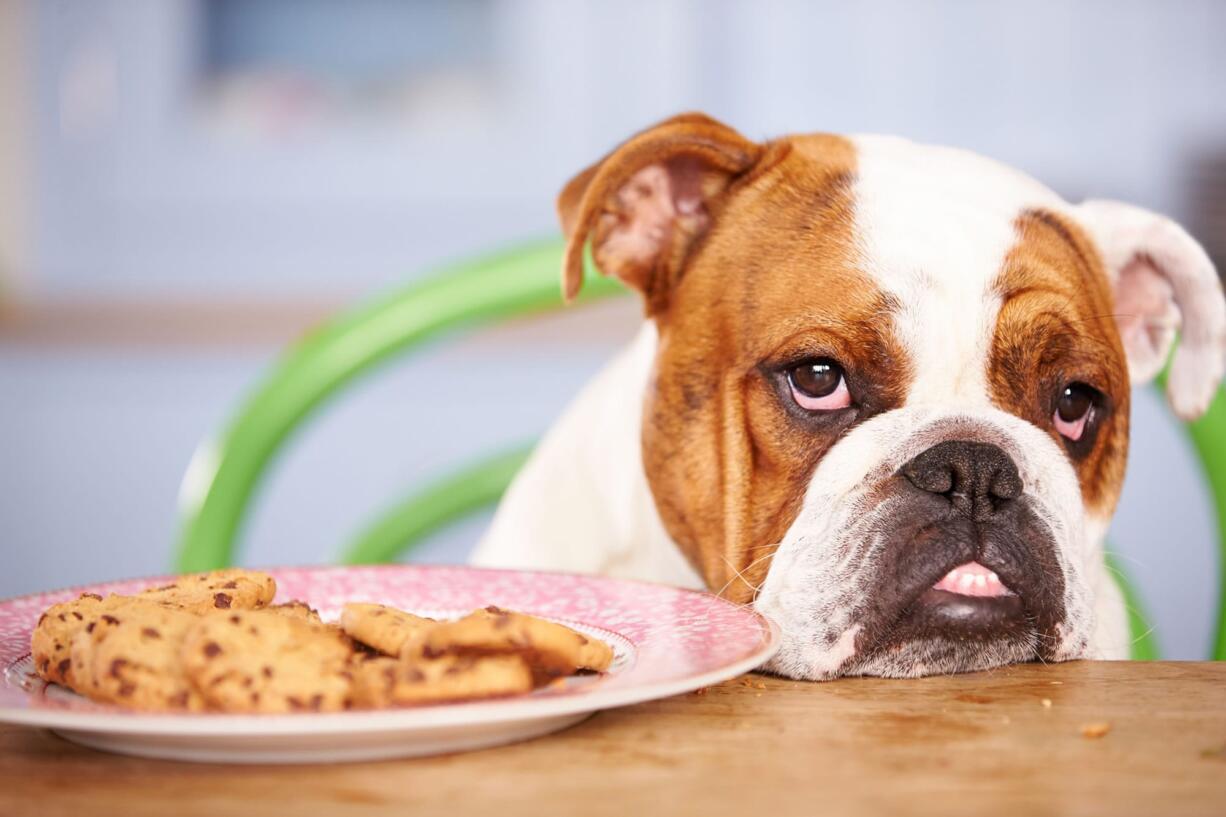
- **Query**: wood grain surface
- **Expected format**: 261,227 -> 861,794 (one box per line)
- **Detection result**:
1,661 -> 1223,817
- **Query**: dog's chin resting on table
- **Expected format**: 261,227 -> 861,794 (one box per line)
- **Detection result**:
470,112 -> 1226,680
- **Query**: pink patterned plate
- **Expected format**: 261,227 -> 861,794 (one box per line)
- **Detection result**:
0,565 -> 779,764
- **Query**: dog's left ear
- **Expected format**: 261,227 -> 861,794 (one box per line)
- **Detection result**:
557,112 -> 764,314
1075,199 -> 1226,419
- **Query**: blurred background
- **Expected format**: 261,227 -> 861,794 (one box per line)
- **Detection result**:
1,0 -> 1224,658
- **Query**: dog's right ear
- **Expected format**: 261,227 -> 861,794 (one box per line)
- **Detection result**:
557,112 -> 764,314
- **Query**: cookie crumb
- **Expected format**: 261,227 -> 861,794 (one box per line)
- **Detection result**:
1080,721 -> 1111,738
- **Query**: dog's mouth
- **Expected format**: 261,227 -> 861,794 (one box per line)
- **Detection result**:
909,560 -> 1027,634
848,493 -> 1067,669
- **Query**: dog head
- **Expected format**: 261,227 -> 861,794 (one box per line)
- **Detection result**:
558,113 -> 1226,678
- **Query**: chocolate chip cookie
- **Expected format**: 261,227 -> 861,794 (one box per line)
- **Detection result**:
352,653 -> 534,708
71,599 -> 207,711
137,568 -> 276,614
340,603 -> 434,656
180,609 -> 354,713
410,606 -> 613,677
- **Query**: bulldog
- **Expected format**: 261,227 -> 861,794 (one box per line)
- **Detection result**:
471,113 -> 1226,679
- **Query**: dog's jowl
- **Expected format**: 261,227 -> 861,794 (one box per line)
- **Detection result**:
472,113 -> 1226,680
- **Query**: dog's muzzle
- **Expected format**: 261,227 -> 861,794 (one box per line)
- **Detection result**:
853,439 -> 1066,659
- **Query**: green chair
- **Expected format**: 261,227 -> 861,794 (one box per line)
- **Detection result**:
175,239 -> 1226,661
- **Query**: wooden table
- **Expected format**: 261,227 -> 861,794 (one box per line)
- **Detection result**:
1,661 -> 1223,817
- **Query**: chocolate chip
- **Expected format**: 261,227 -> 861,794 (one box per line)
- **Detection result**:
118,683 -> 135,697
288,696 -> 305,711
213,593 -> 232,609
407,667 -> 426,683
109,658 -> 128,678
72,612 -> 84,621
142,627 -> 161,639
203,641 -> 222,657
250,692 -> 260,704
101,615 -> 120,625
222,580 -> 238,589
229,615 -> 241,624
343,698 -> 353,710
86,622 -> 96,633
37,613 -> 47,626
242,677 -> 253,688
57,614 -> 66,622
82,593 -> 103,601
262,665 -> 273,678
56,658 -> 71,677
157,584 -> 177,591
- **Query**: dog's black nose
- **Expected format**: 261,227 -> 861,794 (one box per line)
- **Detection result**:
901,440 -> 1023,521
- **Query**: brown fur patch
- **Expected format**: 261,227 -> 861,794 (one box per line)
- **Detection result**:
640,134 -> 911,601
989,209 -> 1130,515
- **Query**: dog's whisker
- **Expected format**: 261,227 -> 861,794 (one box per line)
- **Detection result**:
714,547 -> 779,601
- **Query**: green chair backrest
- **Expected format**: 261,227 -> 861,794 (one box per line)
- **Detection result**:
176,240 -> 1226,661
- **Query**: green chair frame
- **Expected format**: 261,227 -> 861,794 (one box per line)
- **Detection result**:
176,239 -> 1226,661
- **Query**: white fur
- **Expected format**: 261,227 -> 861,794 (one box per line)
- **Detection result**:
848,135 -> 1066,410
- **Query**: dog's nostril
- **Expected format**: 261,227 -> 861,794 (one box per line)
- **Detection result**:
901,440 -> 1023,520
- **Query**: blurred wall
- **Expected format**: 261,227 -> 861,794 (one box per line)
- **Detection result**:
27,0 -> 1226,298
2,0 -> 1224,659
0,0 -> 32,292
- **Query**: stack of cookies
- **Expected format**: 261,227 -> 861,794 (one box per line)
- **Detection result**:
30,569 -> 612,713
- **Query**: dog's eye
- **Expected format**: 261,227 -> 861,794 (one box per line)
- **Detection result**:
1054,383 -> 1098,441
787,359 -> 851,410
